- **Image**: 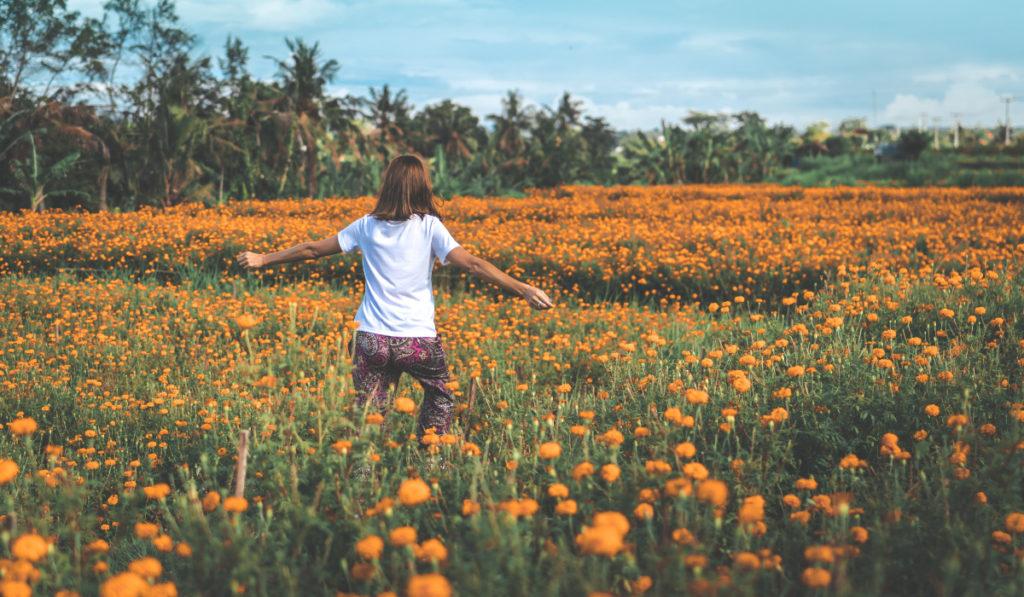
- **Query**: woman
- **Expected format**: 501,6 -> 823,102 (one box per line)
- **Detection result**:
236,154 -> 553,441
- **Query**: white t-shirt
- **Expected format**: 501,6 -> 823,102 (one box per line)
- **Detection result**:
337,213 -> 461,337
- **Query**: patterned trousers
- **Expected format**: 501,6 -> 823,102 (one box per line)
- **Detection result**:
351,330 -> 456,438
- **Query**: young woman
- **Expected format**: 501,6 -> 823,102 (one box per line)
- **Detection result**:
236,154 -> 553,441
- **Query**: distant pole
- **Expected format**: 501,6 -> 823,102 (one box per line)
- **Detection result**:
951,112 -> 962,149
932,117 -> 941,150
918,112 -> 927,132
1002,96 -> 1016,146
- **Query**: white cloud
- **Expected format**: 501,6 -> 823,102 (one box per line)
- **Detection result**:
177,0 -> 346,31
912,63 -> 1023,85
676,32 -> 762,54
882,82 -> 1019,127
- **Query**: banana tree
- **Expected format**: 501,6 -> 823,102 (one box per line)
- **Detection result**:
0,133 -> 82,211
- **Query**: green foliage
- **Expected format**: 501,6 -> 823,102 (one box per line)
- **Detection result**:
1,0 -> 1023,212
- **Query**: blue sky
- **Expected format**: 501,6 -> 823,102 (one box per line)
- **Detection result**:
70,0 -> 1023,130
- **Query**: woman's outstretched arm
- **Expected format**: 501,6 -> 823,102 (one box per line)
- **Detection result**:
236,235 -> 341,270
445,247 -> 554,310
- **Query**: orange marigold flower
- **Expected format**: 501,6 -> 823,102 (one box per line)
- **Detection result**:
600,463 -> 621,483
143,483 -> 171,500
538,442 -> 562,459
223,496 -> 248,513
0,459 -> 19,485
414,538 -> 448,562
100,573 -> 149,597
695,479 -> 728,508
461,499 -> 480,516
555,499 -> 578,516
801,567 -> 831,588
202,491 -> 221,512
11,533 -> 49,562
406,573 -> 452,597
548,483 -> 570,499
128,556 -> 163,579
398,478 -> 431,506
389,526 -> 417,547
674,442 -> 696,459
7,418 -> 37,437
134,522 -> 159,539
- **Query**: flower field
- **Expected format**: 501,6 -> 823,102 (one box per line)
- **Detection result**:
1,185 -> 1023,596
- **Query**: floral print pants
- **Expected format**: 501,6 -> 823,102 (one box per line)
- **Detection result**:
351,330 -> 455,438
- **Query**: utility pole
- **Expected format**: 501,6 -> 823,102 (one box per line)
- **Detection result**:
918,112 -> 927,132
951,112 -> 962,149
1001,96 -> 1016,146
932,116 -> 941,150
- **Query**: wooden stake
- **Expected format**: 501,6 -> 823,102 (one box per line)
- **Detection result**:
233,430 -> 250,498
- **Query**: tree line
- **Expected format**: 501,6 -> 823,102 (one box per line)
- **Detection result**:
0,0 -> 1011,212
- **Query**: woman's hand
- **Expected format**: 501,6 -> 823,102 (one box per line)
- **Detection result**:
519,284 -> 554,310
236,251 -> 265,270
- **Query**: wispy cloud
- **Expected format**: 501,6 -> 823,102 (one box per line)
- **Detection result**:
66,0 -> 1024,129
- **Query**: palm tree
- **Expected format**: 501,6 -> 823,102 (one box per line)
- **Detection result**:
365,84 -> 413,162
412,99 -> 485,162
619,121 -> 686,184
487,90 -> 532,182
266,38 -> 340,197
683,111 -> 729,182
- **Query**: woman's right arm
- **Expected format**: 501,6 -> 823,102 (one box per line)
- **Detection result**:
445,247 -> 553,310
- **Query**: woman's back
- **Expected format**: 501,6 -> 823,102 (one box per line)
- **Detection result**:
337,213 -> 460,338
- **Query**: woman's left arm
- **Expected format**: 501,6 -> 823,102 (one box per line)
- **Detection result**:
236,235 -> 341,270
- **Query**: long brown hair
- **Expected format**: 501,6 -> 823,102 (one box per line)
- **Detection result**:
370,154 -> 441,221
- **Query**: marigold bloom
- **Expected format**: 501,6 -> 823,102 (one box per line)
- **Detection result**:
128,556 -> 163,579
355,535 -> 384,560
556,500 -> 578,515
600,463 -> 621,483
234,313 -> 259,330
394,397 -> 416,414
415,538 -> 448,562
7,418 -> 37,436
733,551 -> 761,570
406,573 -> 452,597
538,442 -> 562,459
804,545 -> 834,563
674,442 -> 696,459
695,479 -> 728,508
223,496 -> 248,513
134,522 -> 159,539
202,491 -> 221,512
461,499 -> 480,516
801,567 -> 831,588
146,583 -> 178,597
389,526 -> 417,547
1005,512 -> 1024,534
398,478 -> 431,506
682,462 -> 709,481
576,525 -> 625,557
143,483 -> 171,500
0,459 -> 19,485
11,533 -> 48,562
572,462 -> 595,480
548,483 -> 569,499
100,573 -> 149,597
685,388 -> 709,405
596,429 -> 624,447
